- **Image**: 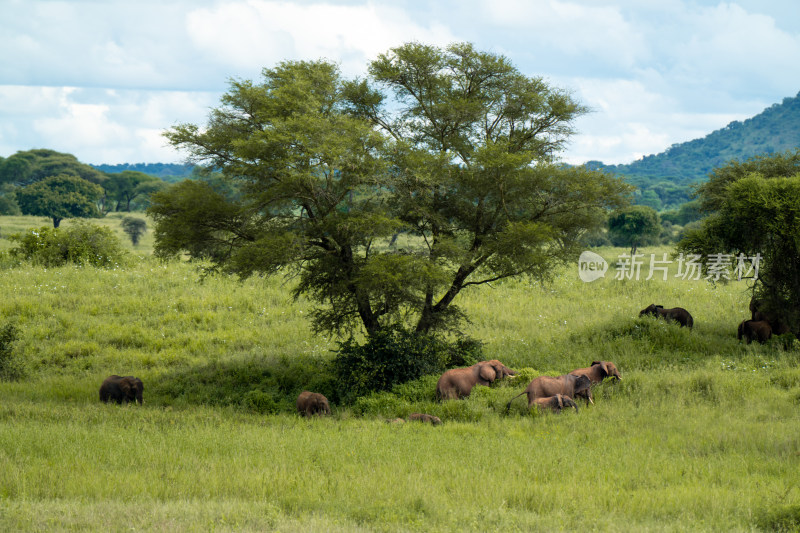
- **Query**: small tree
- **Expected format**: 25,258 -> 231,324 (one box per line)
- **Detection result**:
121,216 -> 147,246
16,174 -> 104,227
607,205 -> 661,255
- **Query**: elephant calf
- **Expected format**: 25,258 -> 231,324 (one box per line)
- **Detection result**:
407,413 -> 443,425
737,319 -> 772,344
436,359 -> 516,400
639,304 -> 694,328
99,375 -> 143,404
506,373 -> 592,413
533,394 -> 579,414
296,391 -> 331,416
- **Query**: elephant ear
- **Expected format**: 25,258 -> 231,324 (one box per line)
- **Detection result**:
598,361 -> 609,377
575,375 -> 592,393
119,379 -> 132,394
479,363 -> 497,383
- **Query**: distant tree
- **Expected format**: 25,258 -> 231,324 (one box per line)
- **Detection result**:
678,150 -> 800,335
104,171 -> 164,211
16,174 -> 104,227
607,205 -> 661,255
120,216 -> 147,245
0,184 -> 21,215
152,44 -> 630,339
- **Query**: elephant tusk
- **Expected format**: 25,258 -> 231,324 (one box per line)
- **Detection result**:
588,397 -> 594,405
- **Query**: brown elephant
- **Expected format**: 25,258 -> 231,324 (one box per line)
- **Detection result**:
749,298 -> 791,335
570,361 -> 621,384
737,319 -> 772,344
296,391 -> 331,416
436,359 -> 516,400
99,375 -> 144,404
408,413 -> 443,425
532,394 -> 579,414
639,304 -> 694,328
505,373 -> 593,412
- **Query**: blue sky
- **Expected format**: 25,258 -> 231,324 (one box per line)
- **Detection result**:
1,0 -> 799,165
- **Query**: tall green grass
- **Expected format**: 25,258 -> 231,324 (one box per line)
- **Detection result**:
1,216 -> 799,531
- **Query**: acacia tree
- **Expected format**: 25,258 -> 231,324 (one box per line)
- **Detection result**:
151,44 -> 630,338
678,150 -> 800,334
16,174 -> 104,227
607,205 -> 661,255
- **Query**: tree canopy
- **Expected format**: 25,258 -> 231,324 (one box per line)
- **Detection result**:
104,170 -> 165,211
677,150 -> 800,334
0,149 -> 106,187
16,174 -> 104,227
151,43 -> 631,338
607,205 -> 661,254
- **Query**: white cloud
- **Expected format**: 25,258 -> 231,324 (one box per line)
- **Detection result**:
1,0 -> 798,165
185,1 -> 456,76
0,86 -> 218,164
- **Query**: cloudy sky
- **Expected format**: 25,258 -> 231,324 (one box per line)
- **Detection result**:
2,0 -> 799,166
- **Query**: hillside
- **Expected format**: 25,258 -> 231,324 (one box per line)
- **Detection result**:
587,90 -> 800,210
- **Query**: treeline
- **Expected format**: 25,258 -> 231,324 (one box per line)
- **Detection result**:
92,162 -> 195,183
0,149 -> 171,226
587,91 -> 800,211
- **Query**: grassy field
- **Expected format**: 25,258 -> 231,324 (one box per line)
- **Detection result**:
1,215 -> 799,532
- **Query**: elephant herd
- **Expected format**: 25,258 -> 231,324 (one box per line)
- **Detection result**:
99,298 -> 780,416
639,298 -> 795,345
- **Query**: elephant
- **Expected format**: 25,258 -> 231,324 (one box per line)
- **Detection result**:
296,391 -> 331,416
532,394 -> 579,414
639,304 -> 694,328
99,375 -> 143,404
407,413 -> 443,425
737,319 -> 772,344
505,374 -> 593,412
436,359 -> 517,400
749,298 -> 791,335
570,361 -> 621,384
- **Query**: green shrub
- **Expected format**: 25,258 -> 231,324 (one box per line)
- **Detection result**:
0,321 -> 24,380
8,221 -> 126,267
755,504 -> 800,532
332,327 -> 484,403
120,216 -> 147,246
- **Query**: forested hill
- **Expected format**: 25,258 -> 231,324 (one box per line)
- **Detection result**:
586,91 -> 800,210
91,162 -> 195,183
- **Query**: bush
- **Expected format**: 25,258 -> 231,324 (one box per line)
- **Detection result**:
755,504 -> 800,532
8,221 -> 127,268
121,216 -> 147,245
332,327 -> 484,403
0,322 -> 24,380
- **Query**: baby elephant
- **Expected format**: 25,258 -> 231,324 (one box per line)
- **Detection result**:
407,413 -> 443,425
639,304 -> 694,328
99,375 -> 144,404
296,391 -> 331,416
506,373 -> 592,413
533,394 -> 579,414
738,319 -> 772,344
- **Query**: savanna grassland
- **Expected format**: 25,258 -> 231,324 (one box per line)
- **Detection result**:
1,215 -> 799,532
